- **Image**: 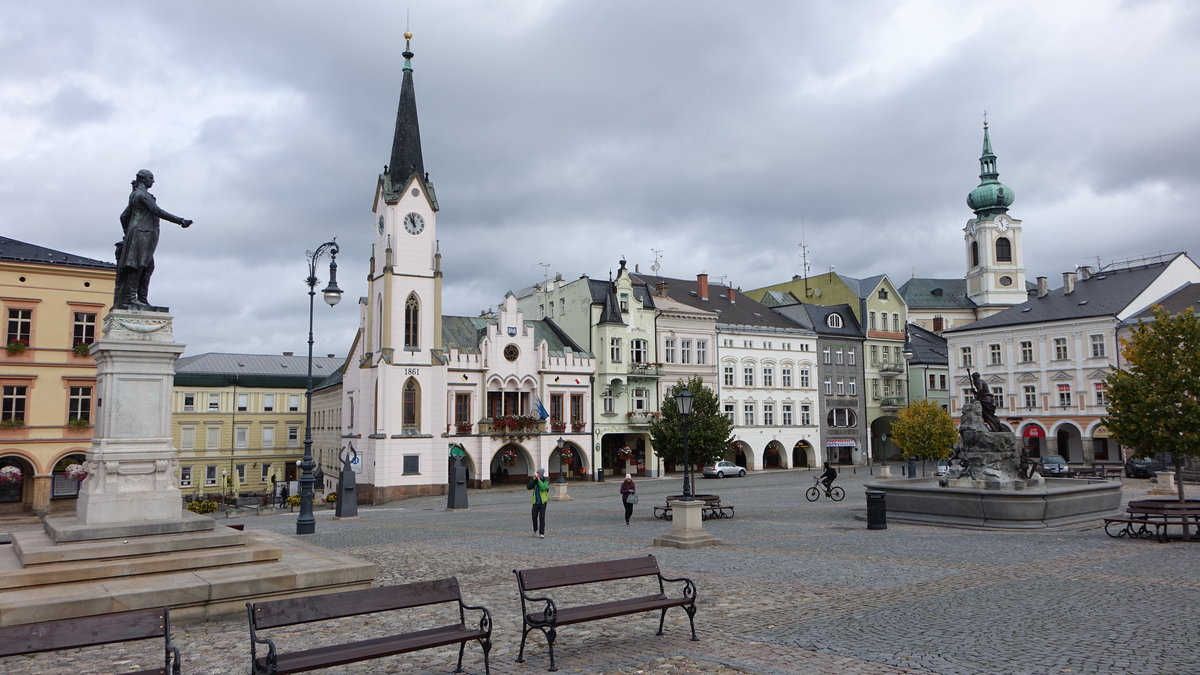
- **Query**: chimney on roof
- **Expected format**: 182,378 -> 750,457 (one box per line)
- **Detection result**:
1063,271 -> 1077,295
283,352 -> 294,356
655,281 -> 669,297
1079,266 -> 1092,280
696,273 -> 709,301
728,287 -> 737,304
1036,277 -> 1048,298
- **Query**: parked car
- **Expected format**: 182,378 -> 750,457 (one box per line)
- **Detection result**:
701,461 -> 746,478
1124,457 -> 1157,479
935,460 -> 952,476
1039,455 -> 1069,476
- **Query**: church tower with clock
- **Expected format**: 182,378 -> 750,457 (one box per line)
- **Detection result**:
963,121 -> 1028,316
344,32 -> 450,502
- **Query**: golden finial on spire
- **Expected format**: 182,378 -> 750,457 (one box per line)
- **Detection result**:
404,31 -> 413,40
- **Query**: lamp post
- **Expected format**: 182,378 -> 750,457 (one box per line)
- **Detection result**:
901,328 -> 916,478
555,437 -> 566,484
675,389 -> 694,501
296,240 -> 343,535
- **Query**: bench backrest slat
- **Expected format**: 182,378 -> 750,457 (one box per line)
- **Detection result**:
0,607 -> 167,657
518,555 -> 661,591
251,577 -> 462,629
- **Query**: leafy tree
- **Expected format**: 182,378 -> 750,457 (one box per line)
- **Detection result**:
891,399 -> 957,467
1105,304 -> 1200,508
649,377 -> 734,471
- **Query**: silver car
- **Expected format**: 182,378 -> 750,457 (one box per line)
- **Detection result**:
702,460 -> 746,478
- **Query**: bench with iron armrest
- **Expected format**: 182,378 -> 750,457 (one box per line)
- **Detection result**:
514,555 -> 698,672
1105,501 -> 1200,542
652,494 -> 734,521
246,578 -> 492,674
0,606 -> 180,674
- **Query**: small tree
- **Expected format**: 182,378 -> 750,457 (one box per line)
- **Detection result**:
649,377 -> 734,472
891,399 -> 957,473
1105,304 -> 1200,513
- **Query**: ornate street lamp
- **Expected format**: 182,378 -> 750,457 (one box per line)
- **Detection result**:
555,437 -> 567,484
675,389 -> 694,501
296,240 -> 342,535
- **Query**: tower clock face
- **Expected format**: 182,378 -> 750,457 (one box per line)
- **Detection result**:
403,212 -> 425,235
995,215 -> 1011,232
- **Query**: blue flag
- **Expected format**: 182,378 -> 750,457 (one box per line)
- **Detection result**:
534,394 -> 549,420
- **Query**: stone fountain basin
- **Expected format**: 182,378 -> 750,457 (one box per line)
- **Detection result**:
862,478 -> 1123,529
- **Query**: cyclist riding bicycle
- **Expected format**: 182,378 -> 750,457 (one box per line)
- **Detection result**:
819,461 -> 837,491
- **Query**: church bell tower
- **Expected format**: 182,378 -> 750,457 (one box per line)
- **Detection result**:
964,120 -> 1028,315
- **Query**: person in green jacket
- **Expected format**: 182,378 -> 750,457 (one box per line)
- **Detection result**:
527,467 -> 549,538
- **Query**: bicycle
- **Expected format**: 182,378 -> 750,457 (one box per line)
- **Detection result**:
805,477 -> 844,502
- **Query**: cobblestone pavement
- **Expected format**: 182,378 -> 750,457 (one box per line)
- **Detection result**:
4,469 -> 1198,674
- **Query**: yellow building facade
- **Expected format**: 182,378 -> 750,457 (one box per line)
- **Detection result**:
0,237 -> 115,515
172,353 -> 342,505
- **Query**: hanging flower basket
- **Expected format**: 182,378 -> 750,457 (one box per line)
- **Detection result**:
0,466 -> 23,485
64,464 -> 88,481
559,448 -> 574,465
616,446 -> 634,460
500,448 -> 518,466
6,339 -> 28,355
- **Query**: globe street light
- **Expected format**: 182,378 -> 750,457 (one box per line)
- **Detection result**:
296,240 -> 342,535
675,388 -> 694,502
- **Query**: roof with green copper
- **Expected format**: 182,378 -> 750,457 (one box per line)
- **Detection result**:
966,123 -> 1015,216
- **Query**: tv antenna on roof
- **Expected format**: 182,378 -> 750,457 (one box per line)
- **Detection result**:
650,248 -> 662,276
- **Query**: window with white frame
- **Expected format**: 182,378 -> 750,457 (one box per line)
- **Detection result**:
632,387 -> 648,411
235,426 -> 248,448
763,403 -> 774,426
1057,384 -> 1072,407
743,366 -> 754,387
848,378 -> 857,396
697,340 -> 708,365
836,378 -> 845,395
822,347 -> 831,364
206,426 -> 220,449
872,379 -> 880,399
1023,385 -> 1037,408
631,339 -> 648,364
823,377 -> 832,395
992,386 -> 1004,409
205,465 -> 217,486
847,348 -> 856,365
236,393 -> 248,412
799,368 -> 810,388
236,464 -> 246,482
826,314 -> 843,328
800,403 -> 812,426
610,337 -> 622,362
827,408 -> 857,427
1094,382 -> 1107,405
870,345 -> 879,365
723,402 -> 735,422
723,364 -> 735,386
68,385 -> 91,423
287,426 -> 299,447
869,311 -> 876,330
602,389 -> 614,414
989,343 -> 1002,365
208,393 -> 220,411
743,403 -> 755,426
763,366 -> 774,387
288,394 -> 300,412
781,367 -> 792,388
179,466 -> 192,487
782,403 -> 793,425
963,388 -> 974,406
1053,337 -> 1068,360
263,393 -> 274,412
1090,334 -> 1106,358
681,339 -> 692,365
72,311 -> 97,348
960,346 -> 973,368
892,313 -> 900,332
835,348 -> 844,365
665,338 -> 676,363
1020,341 -> 1034,363
6,308 -> 31,345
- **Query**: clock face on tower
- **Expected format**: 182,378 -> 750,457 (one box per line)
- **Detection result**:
403,212 -> 425,235
995,215 -> 1011,232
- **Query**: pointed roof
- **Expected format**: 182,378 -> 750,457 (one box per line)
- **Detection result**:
387,31 -> 425,192
966,121 -> 1015,216
597,278 -> 625,325
904,323 -> 949,366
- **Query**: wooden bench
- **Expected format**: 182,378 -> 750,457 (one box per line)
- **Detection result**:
1105,500 -> 1200,542
652,494 -> 734,521
0,606 -> 180,674
246,578 -> 492,674
513,555 -> 697,671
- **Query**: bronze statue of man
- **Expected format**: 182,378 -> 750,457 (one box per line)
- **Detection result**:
114,169 -> 192,310
970,371 -> 1004,432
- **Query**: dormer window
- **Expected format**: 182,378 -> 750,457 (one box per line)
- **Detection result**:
826,313 -> 844,329
878,289 -> 888,300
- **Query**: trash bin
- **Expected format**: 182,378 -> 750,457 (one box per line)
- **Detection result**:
866,489 -> 887,530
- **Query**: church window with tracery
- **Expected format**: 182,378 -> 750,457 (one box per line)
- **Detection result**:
404,294 -> 420,350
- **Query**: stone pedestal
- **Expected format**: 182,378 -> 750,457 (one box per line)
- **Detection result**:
1150,470 -> 1177,495
551,481 -> 573,501
75,310 -> 185,525
653,499 -> 721,549
878,465 -> 894,479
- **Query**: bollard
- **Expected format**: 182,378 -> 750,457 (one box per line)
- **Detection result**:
866,490 -> 887,530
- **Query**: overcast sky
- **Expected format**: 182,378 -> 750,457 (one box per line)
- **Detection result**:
4,1 -> 1199,358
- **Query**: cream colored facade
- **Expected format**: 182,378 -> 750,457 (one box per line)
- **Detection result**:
171,353 -> 342,504
0,239 -> 114,514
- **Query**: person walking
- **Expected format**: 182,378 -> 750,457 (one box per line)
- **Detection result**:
527,467 -> 549,538
620,473 -> 637,525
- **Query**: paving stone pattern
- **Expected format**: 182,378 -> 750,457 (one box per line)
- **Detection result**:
2,470 -> 1195,674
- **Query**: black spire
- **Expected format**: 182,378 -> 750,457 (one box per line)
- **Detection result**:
387,31 -> 425,190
